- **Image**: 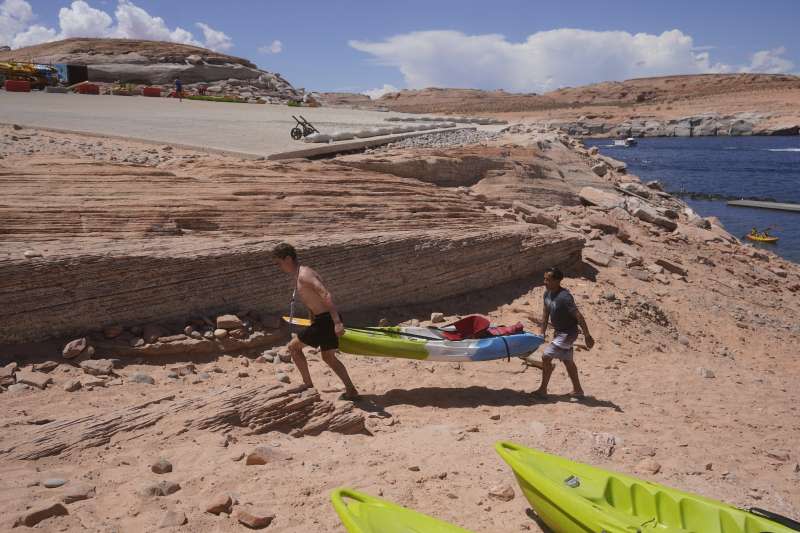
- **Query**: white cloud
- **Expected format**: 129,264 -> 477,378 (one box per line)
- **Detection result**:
258,39 -> 282,54
1,0 -> 34,45
196,22 -> 232,52
113,0 -> 198,45
350,29 -> 743,92
740,46 -> 794,74
1,0 -> 234,52
362,83 -> 398,99
12,23 -> 56,47
58,0 -> 112,38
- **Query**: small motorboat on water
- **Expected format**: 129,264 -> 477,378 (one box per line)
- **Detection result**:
613,137 -> 638,147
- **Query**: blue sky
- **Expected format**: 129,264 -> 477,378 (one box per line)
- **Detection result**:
5,0 -> 799,94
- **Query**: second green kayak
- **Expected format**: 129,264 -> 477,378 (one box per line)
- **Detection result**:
496,441 -> 799,533
331,488 -> 474,533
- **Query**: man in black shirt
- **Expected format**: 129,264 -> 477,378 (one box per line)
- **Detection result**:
533,267 -> 594,398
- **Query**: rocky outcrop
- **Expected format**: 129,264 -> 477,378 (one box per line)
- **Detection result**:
3,384 -> 365,460
0,38 -> 301,101
0,154 -> 583,343
552,111 -> 798,137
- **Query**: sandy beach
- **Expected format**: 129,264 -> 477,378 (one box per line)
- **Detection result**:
1,121 -> 798,532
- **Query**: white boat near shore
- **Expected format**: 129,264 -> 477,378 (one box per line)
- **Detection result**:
613,137 -> 638,147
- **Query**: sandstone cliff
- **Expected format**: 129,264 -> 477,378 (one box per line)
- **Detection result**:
0,145 -> 584,343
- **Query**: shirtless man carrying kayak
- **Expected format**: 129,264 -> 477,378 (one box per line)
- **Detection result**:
273,242 -> 359,400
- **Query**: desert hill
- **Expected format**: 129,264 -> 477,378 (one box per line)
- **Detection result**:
0,38 -> 300,99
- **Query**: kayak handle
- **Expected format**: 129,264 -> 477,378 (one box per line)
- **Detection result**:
748,507 -> 800,531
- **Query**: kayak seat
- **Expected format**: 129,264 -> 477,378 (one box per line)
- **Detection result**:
440,315 -> 524,341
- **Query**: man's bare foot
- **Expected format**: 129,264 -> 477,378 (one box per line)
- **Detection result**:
569,390 -> 585,400
531,389 -> 548,399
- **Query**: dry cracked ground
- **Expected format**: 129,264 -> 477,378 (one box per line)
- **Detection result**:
0,124 -> 799,532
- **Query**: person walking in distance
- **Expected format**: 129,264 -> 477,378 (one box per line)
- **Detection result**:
533,267 -> 594,399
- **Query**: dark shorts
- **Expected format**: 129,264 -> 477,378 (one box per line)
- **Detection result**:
298,312 -> 339,351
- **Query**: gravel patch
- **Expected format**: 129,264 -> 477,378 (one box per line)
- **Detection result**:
368,129 -> 501,152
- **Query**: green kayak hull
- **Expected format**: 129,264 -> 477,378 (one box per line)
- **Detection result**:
331,488 -> 474,533
496,442 -> 798,533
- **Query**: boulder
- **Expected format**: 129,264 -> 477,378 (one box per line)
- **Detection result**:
655,259 -> 688,277
631,206 -> 677,231
16,370 -> 52,390
236,508 -> 275,529
62,483 -> 96,504
206,493 -> 233,515
513,201 -> 557,228
217,314 -> 243,330
62,337 -> 88,359
591,163 -> 608,177
584,249 -> 612,267
14,502 -> 69,527
579,187 -> 625,210
585,214 -> 619,234
79,359 -> 114,376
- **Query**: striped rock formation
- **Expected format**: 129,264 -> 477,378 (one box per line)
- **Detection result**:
0,153 -> 584,343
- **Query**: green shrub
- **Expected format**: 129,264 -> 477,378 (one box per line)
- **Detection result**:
186,95 -> 246,104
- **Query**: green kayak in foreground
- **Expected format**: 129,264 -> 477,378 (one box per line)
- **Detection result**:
496,442 -> 799,533
331,488 -> 474,533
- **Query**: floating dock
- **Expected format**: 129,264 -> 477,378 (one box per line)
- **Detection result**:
727,200 -> 800,212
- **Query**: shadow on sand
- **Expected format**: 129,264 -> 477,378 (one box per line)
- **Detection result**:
362,385 -> 622,412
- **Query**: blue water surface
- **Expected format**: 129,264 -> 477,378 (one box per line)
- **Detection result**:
583,136 -> 800,263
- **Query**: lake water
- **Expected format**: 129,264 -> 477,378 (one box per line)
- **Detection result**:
583,136 -> 800,263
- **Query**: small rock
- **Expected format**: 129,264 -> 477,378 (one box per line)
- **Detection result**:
206,493 -> 233,515
408,465 -> 420,472
430,312 -> 445,323
236,508 -> 275,529
62,337 -> 88,359
231,451 -> 246,462
129,337 -> 145,347
62,483 -> 96,504
489,413 -> 501,421
80,359 -> 114,376
16,370 -> 52,389
255,354 -> 273,364
141,480 -> 181,497
183,325 -> 194,336
238,371 -> 249,378
7,383 -> 29,393
63,379 -> 81,392
166,371 -> 179,379
33,361 -> 59,373
635,458 -> 662,475
246,446 -> 273,465
601,291 -> 616,301
276,372 -> 290,384
203,331 -> 214,339
678,336 -> 690,346
151,458 -> 173,474
488,484 -> 515,502
214,328 -> 228,339
130,372 -> 155,385
698,367 -> 715,378
766,450 -> 790,463
23,249 -> 43,258
217,314 -> 243,330
14,502 -> 68,527
169,363 -> 195,376
159,509 -> 187,528
43,478 -> 67,488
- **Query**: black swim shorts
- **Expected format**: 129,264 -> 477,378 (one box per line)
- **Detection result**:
298,312 -> 339,351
